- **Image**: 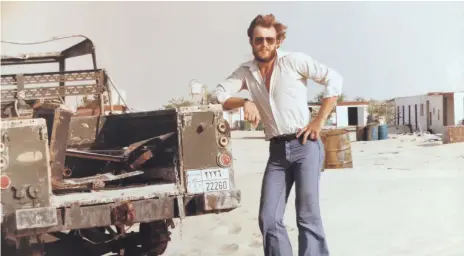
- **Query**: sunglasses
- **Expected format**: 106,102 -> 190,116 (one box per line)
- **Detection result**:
253,37 -> 277,45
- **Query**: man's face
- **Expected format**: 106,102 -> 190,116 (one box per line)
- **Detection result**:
250,25 -> 279,63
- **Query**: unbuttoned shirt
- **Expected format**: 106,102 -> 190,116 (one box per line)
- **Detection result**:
213,50 -> 343,141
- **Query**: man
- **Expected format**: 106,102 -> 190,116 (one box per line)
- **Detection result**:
212,14 -> 342,256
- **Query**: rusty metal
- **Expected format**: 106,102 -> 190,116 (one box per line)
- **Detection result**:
1,36 -> 96,66
203,190 -> 241,211
129,150 -> 153,170
62,168 -> 72,177
11,196 -> 176,238
1,84 -> 104,103
3,83 -> 104,101
111,201 -> 136,227
65,149 -> 126,162
320,129 -> 353,169
49,105 -> 74,183
60,171 -> 144,186
1,69 -> 103,86
122,132 -> 175,158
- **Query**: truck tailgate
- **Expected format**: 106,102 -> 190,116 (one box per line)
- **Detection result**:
51,183 -> 179,207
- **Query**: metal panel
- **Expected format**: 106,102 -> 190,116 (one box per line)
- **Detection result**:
49,106 -> 74,183
180,111 -> 219,170
0,119 -> 53,215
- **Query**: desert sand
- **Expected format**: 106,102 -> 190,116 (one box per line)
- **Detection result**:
164,130 -> 464,256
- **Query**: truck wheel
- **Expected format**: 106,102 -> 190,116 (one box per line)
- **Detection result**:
139,220 -> 173,255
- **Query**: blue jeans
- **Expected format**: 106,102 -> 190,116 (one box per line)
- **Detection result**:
258,137 -> 329,256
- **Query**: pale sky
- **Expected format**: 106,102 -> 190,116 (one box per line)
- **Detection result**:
2,1 -> 464,111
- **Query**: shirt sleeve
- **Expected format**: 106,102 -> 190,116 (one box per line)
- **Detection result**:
212,67 -> 247,105
289,52 -> 343,98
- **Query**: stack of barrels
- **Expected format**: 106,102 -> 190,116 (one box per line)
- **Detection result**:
356,123 -> 389,141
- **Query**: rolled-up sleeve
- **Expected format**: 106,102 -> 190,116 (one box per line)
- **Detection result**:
289,52 -> 343,99
212,67 -> 247,104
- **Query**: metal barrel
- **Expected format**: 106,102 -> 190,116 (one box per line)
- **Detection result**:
356,125 -> 366,141
364,122 -> 379,141
378,124 -> 389,140
320,129 -> 353,169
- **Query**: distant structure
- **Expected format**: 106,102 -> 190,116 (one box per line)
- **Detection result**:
308,101 -> 369,127
222,107 -> 245,130
392,91 -> 464,134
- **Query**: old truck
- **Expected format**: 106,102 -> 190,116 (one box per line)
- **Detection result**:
1,36 -> 241,255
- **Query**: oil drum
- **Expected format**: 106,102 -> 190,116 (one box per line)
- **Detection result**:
320,129 -> 353,169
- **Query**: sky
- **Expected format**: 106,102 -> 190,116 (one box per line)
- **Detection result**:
1,1 -> 464,111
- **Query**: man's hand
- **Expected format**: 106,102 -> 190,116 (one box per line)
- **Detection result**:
296,117 -> 325,144
243,100 -> 261,128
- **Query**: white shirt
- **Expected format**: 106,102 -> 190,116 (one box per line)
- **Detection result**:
213,49 -> 343,140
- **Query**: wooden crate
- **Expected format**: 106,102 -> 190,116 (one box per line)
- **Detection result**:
442,125 -> 464,144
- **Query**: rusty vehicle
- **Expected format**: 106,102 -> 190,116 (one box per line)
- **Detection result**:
1,35 -> 241,255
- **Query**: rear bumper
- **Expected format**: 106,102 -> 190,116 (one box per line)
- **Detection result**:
4,189 -> 241,237
203,189 -> 241,211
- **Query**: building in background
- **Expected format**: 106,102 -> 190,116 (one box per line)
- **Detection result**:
335,101 -> 369,127
223,107 -> 245,130
222,100 -> 371,130
309,101 -> 369,127
393,91 -> 464,134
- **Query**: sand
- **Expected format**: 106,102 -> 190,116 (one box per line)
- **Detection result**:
163,130 -> 464,256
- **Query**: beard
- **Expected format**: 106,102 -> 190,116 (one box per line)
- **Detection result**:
252,47 -> 277,63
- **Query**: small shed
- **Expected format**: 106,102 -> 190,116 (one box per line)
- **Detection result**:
335,101 -> 369,127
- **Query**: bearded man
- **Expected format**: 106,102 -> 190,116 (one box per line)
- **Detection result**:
212,14 -> 343,256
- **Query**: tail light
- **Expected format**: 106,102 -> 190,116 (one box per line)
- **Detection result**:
217,152 -> 232,167
218,136 -> 229,147
1,175 -> 11,190
217,121 -> 227,133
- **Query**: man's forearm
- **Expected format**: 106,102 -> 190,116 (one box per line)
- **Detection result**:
315,96 -> 338,122
222,97 -> 247,110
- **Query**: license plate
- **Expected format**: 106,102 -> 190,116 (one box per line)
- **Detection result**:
15,207 -> 58,230
185,168 -> 230,194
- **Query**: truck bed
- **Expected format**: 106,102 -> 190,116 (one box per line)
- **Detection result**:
51,183 -> 179,208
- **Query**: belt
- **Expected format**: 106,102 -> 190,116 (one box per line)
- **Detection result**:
270,133 -> 298,143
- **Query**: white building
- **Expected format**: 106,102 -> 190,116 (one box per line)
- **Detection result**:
222,107 -> 245,130
394,91 -> 464,134
223,101 -> 371,130
334,101 -> 369,127
308,101 -> 369,127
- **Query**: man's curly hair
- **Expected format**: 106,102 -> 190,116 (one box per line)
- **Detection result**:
247,14 -> 288,42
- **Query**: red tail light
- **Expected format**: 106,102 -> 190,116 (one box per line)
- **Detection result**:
1,175 -> 11,190
217,152 -> 232,167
